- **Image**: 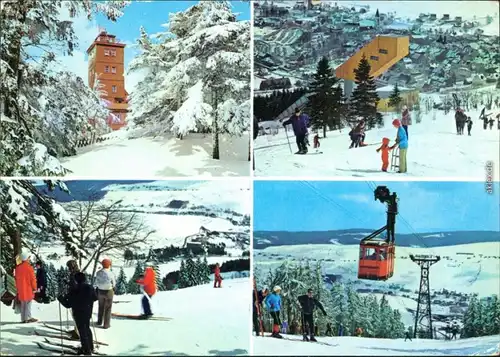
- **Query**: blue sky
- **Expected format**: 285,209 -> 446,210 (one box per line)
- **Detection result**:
54,1 -> 249,89
254,181 -> 500,233
94,0 -> 250,69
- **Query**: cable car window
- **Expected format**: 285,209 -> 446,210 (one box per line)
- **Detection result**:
363,247 -> 377,259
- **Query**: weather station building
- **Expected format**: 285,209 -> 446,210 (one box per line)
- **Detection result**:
87,30 -> 129,131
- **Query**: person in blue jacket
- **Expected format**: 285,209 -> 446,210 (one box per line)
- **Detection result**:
265,286 -> 283,338
392,119 -> 408,173
282,108 -> 310,155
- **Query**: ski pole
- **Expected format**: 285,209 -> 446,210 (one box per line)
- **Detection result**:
283,125 -> 292,154
58,302 -> 63,355
90,314 -> 98,351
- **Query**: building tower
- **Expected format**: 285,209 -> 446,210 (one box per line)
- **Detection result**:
87,30 -> 128,131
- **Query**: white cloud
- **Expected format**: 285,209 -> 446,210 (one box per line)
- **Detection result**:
49,8 -> 100,85
338,193 -> 371,204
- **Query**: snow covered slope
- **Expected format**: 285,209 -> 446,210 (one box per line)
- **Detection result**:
253,334 -> 500,356
0,278 -> 250,356
254,110 -> 500,178
61,132 -> 251,177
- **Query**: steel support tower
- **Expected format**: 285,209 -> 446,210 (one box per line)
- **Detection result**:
410,254 -> 441,339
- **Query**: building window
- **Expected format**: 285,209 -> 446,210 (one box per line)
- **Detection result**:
104,49 -> 110,56
112,85 -> 117,93
111,67 -> 116,73
110,50 -> 116,56
104,66 -> 109,73
370,55 -> 379,61
379,49 -> 388,54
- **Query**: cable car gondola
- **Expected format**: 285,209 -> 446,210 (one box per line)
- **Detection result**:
358,186 -> 398,281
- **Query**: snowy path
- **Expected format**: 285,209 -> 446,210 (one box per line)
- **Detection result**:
0,279 -> 250,356
254,110 -> 500,178
61,132 -> 250,177
253,334 -> 500,356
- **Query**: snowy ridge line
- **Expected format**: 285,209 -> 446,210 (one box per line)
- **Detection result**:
8,176 -> 255,182
252,176 -> 482,182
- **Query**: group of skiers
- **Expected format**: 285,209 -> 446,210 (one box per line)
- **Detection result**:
455,108 -> 473,135
253,284 -> 328,342
9,250 -> 159,355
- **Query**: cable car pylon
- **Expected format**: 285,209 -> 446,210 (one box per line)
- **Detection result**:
410,254 -> 441,339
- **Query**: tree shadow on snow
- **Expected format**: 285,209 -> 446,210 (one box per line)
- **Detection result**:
169,136 -> 213,157
121,344 -> 190,356
0,325 -> 53,355
335,168 -> 383,174
207,349 -> 248,356
254,142 -> 289,151
362,346 -> 481,355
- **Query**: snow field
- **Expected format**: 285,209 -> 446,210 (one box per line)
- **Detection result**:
253,333 -> 500,356
254,242 -> 500,298
0,278 -> 251,356
61,132 -> 251,178
254,109 -> 500,178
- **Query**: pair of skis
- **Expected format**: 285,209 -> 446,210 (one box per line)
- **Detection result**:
110,313 -> 171,321
267,335 -> 337,347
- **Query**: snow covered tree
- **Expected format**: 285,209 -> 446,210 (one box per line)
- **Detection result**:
390,309 -> 406,338
462,295 -> 481,337
178,260 -> 189,288
0,180 -> 81,271
377,294 -> 392,338
307,57 -> 340,137
388,84 -> 403,113
184,253 -> 199,287
34,72 -> 110,158
115,267 -> 128,295
45,262 -> 58,301
202,256 -> 211,284
127,261 -> 144,294
0,1 -> 128,176
348,54 -> 383,129
128,2 -> 250,159
330,282 -> 348,335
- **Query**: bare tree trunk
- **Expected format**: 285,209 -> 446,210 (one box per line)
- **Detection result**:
248,134 -> 250,162
90,253 -> 101,283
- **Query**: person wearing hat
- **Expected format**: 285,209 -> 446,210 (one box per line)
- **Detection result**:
213,263 -> 222,288
297,288 -> 327,342
136,263 -> 157,318
95,258 -> 116,329
282,108 -> 310,154
264,286 -> 283,338
34,260 -> 48,303
392,119 -> 408,173
58,272 -> 98,355
14,250 -> 38,323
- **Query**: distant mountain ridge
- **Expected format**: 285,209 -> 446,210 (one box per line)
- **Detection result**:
254,229 -> 500,248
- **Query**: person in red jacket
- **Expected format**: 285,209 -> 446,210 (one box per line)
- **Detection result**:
376,137 -> 396,172
136,265 -> 157,318
214,263 -> 222,288
14,251 -> 38,323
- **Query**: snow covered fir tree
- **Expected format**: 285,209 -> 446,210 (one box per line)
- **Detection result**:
128,1 -> 250,160
0,1 -> 128,176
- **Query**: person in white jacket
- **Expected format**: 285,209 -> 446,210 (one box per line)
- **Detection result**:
94,258 -> 116,329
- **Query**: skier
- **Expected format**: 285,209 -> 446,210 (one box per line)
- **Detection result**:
213,263 -> 222,288
66,259 -> 81,340
325,322 -> 333,336
376,137 -> 396,172
489,117 -> 494,130
392,119 -> 408,173
135,264 -> 157,318
282,108 -> 310,154
401,105 -> 411,139
253,286 -> 268,336
264,286 -> 283,338
480,107 -> 488,130
404,329 -> 412,341
349,120 -> 367,148
282,320 -> 288,334
466,117 -> 473,136
451,322 -> 459,340
297,288 -> 327,342
455,108 -> 466,135
34,260 -> 48,304
497,113 -> 500,130
355,327 -> 363,337
95,258 -> 116,329
313,133 -> 320,152
14,251 -> 38,323
58,272 -> 98,355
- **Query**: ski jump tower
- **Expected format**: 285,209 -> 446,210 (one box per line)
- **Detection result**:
87,30 -> 129,131
410,254 -> 441,339
335,35 -> 410,98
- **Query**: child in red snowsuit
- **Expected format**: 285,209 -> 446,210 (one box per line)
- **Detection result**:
313,134 -> 320,149
214,263 -> 222,288
376,137 -> 396,172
